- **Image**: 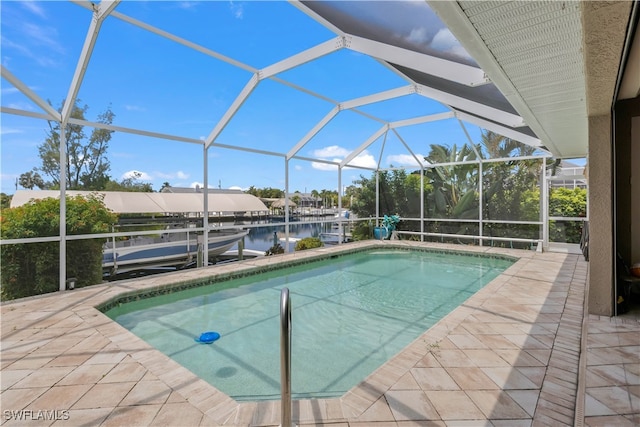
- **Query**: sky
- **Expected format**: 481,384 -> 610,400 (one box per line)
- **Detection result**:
0,0 -> 562,196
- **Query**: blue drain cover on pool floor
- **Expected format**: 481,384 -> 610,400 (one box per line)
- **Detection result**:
195,331 -> 220,344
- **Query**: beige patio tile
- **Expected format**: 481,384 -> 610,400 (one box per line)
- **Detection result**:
5,354 -> 55,371
516,367 -> 547,388
479,367 -> 538,390
410,367 -> 459,391
26,384 -> 93,412
584,394 -> 617,416
385,390 -> 440,421
57,363 -> 115,386
0,387 -> 49,411
415,352 -> 442,368
251,400 -> 278,426
503,334 -> 550,350
11,366 -> 76,389
423,390 -> 484,420
119,380 -> 172,406
395,421 -> 445,427
147,402 -> 205,426
432,350 -> 475,368
506,390 -> 539,416
50,407 -> 113,426
98,360 -> 147,383
585,415 -> 638,427
466,390 -> 530,419
491,420 -> 532,427
587,386 -> 638,415
447,334 -> 488,350
525,350 -> 552,366
100,404 -> 162,427
72,382 -> 136,409
0,369 -> 33,391
353,396 -> 395,422
82,344 -> 127,365
446,367 -> 499,390
461,349 -> 510,367
442,421 -> 492,427
475,334 -> 520,350
390,372 -> 421,390
493,349 -> 546,367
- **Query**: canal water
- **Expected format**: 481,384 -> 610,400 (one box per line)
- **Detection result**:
231,221 -> 342,254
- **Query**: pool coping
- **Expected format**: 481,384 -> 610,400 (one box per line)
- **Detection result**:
1,240 -> 591,426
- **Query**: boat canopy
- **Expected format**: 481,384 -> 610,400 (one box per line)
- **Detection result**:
10,190 -> 269,215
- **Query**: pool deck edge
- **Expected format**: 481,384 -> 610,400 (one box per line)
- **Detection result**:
2,241 -> 638,426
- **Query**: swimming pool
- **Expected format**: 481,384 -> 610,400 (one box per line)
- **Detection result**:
105,248 -> 513,401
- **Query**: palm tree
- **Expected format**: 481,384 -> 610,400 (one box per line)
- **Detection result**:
424,143 -> 479,219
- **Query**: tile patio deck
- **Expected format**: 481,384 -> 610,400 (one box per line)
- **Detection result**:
1,240 -> 638,426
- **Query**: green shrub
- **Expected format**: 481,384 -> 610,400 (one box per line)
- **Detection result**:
265,243 -> 284,256
294,237 -> 323,251
1,195 -> 117,300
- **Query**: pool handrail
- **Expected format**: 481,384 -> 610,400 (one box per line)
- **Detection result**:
280,287 -> 292,427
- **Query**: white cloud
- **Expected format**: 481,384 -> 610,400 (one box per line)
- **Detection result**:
311,145 -> 350,158
156,170 -> 189,180
122,170 -> 152,181
431,28 -> 473,61
229,1 -> 244,19
294,165 -> 303,171
125,105 -> 145,112
22,1 -> 46,19
228,185 -> 247,191
386,154 -> 424,167
311,161 -> 339,172
345,152 -> 377,169
0,127 -> 24,136
2,87 -> 20,95
407,27 -> 429,44
178,2 -> 199,10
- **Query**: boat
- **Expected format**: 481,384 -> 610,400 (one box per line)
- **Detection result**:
102,227 -> 249,274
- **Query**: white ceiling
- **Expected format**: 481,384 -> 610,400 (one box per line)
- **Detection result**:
429,0 -> 635,159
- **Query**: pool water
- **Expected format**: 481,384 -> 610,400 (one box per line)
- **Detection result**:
106,249 -> 513,401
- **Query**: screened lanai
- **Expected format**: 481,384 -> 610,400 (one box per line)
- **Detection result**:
1,1 -> 592,293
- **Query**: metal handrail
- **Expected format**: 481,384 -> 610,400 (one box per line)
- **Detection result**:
280,287 -> 292,427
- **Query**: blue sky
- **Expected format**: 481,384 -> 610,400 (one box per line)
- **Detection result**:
1,1 -> 554,196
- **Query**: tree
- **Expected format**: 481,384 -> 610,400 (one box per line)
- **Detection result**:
424,144 -> 479,219
0,193 -> 12,210
1,195 -> 117,300
33,99 -> 115,190
104,172 -> 154,192
18,170 -> 46,190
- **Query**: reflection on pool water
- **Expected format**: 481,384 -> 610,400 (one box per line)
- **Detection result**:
106,249 -> 513,401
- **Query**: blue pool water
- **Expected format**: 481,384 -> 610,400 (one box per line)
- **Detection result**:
106,249 -> 513,401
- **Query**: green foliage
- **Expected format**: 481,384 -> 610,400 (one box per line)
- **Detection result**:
294,237 -> 323,251
351,169 -> 431,221
352,221 -> 373,241
265,243 -> 284,256
347,130 -> 585,248
32,99 -> 115,190
1,195 -> 117,300
0,193 -> 11,210
19,170 -> 46,190
246,186 -> 284,199
549,187 -> 587,217
549,187 -> 587,243
104,171 -> 154,192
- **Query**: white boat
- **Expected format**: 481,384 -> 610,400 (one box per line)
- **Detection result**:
102,228 -> 249,273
